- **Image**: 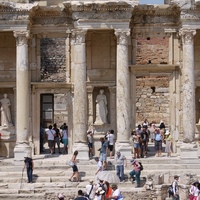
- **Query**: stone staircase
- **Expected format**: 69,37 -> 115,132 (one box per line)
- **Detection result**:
0,144 -> 200,200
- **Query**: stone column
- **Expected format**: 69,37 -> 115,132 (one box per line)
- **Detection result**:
115,29 -> 131,157
66,29 -> 71,83
13,31 -> 31,160
179,28 -> 196,143
72,30 -> 88,160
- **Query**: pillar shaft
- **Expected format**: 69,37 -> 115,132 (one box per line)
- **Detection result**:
73,30 -> 87,143
179,28 -> 196,142
14,31 -> 31,160
115,29 -> 131,155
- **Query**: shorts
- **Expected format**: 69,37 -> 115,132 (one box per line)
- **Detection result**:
88,142 -> 93,149
63,139 -> 68,146
72,164 -> 78,172
155,140 -> 162,151
133,143 -> 140,149
100,153 -> 107,162
108,145 -> 113,151
54,137 -> 60,145
48,140 -> 54,148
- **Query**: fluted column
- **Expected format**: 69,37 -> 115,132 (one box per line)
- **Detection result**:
13,31 -> 31,160
115,29 -> 131,157
179,28 -> 196,143
72,30 -> 88,159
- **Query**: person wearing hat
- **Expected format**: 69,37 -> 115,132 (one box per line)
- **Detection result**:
23,154 -> 34,183
86,180 -> 96,200
129,159 -> 141,188
94,187 -> 106,200
115,151 -> 127,182
58,193 -> 64,200
189,181 -> 200,200
172,175 -> 179,200
165,130 -> 172,157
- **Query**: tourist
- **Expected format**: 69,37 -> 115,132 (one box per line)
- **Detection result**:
159,120 -> 166,133
172,175 -> 179,200
60,122 -> 67,131
149,122 -> 156,142
74,190 -> 88,200
154,128 -> 164,157
115,151 -> 127,182
142,118 -> 149,128
69,150 -> 79,182
94,89 -> 108,124
96,179 -> 107,192
61,125 -> 68,154
94,187 -> 106,200
165,130 -> 172,157
107,184 -> 123,200
99,137 -> 108,170
129,159 -> 141,188
40,124 -> 45,153
87,130 -> 94,157
95,157 -> 103,175
106,129 -> 115,159
86,180 -> 96,200
0,93 -> 13,127
189,181 -> 200,200
53,123 -> 62,154
23,154 -> 34,183
131,129 -> 140,158
58,193 -> 64,200
140,126 -> 148,158
46,125 -> 56,155
104,181 -> 112,199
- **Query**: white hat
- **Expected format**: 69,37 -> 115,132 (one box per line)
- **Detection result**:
58,194 -> 64,199
165,130 -> 170,135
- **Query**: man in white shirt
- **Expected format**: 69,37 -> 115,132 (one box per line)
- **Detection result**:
107,129 -> 115,159
172,175 -> 179,200
46,125 -> 56,154
95,157 -> 103,175
85,180 -> 96,200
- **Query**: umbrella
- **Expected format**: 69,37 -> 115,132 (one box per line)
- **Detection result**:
97,171 -> 120,184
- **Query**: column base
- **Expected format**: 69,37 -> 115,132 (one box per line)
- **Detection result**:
115,142 -> 132,159
14,143 -> 32,161
180,142 -> 198,159
73,143 -> 89,160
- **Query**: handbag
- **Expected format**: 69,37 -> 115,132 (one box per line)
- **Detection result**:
68,160 -> 74,167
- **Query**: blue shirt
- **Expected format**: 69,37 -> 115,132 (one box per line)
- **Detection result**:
101,141 -> 108,154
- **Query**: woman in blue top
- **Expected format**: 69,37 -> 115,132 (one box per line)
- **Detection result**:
154,128 -> 164,157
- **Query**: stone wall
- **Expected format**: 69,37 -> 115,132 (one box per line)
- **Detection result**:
136,37 -> 169,65
40,38 -> 66,82
136,76 -> 170,125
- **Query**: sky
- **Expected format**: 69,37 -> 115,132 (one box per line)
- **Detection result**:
139,0 -> 164,4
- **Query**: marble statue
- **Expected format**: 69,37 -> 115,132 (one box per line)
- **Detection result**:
0,94 -> 13,127
94,89 -> 108,124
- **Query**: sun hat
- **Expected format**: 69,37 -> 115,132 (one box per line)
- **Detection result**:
165,130 -> 170,135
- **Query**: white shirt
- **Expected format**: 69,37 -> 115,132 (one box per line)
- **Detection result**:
190,185 -> 200,196
86,184 -> 96,200
97,161 -> 103,172
112,188 -> 120,198
107,134 -> 115,145
62,129 -> 68,139
46,129 -> 56,140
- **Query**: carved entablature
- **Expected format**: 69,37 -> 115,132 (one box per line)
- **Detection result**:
181,10 -> 200,20
0,2 -> 36,21
31,7 -> 72,25
64,2 -> 133,20
131,5 -> 180,25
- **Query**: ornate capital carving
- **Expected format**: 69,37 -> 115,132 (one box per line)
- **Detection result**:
14,31 -> 30,46
114,29 -> 130,45
179,28 -> 196,45
72,30 -> 87,45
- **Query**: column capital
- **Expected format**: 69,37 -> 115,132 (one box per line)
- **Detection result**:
114,29 -> 130,45
13,31 -> 30,46
179,28 -> 196,45
72,29 -> 87,45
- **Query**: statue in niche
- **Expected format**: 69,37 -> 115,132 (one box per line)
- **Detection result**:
94,89 -> 108,124
0,94 -> 13,127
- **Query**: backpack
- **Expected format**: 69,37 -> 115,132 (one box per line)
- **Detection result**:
139,162 -> 143,171
167,185 -> 173,197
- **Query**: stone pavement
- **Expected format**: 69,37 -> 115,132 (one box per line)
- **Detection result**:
0,142 -> 200,200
